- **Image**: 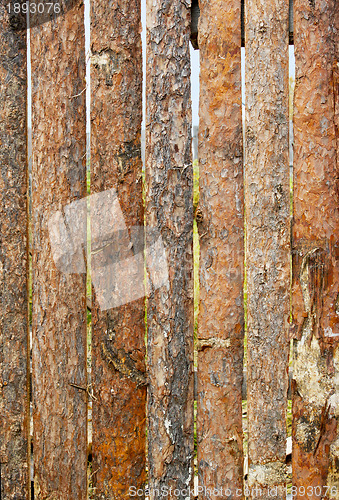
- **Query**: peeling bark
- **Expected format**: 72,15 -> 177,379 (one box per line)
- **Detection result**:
244,1 -> 290,497
146,0 -> 194,496
292,1 -> 339,496
30,4 -> 88,498
0,5 -> 29,499
90,1 -> 146,497
197,1 -> 244,495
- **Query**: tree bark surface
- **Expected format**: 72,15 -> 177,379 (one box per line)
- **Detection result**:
90,0 -> 146,497
245,1 -> 290,497
0,5 -> 29,499
146,0 -> 194,496
197,1 -> 244,496
292,1 -> 339,496
31,4 -> 88,498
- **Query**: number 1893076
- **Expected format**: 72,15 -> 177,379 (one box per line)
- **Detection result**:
290,485 -> 337,497
7,2 -> 61,15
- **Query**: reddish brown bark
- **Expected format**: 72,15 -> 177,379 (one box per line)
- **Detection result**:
245,0 -> 290,497
197,0 -> 244,495
0,5 -> 29,499
30,5 -> 88,498
146,0 -> 194,496
90,0 -> 146,497
291,1 -> 339,496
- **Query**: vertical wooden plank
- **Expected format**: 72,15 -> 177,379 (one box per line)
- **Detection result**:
197,0 -> 244,493
292,0 -> 339,495
30,4 -> 88,498
90,0 -> 146,497
0,5 -> 29,499
146,0 -> 194,494
245,0 -> 290,496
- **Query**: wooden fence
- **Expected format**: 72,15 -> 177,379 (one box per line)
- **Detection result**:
0,0 -> 338,499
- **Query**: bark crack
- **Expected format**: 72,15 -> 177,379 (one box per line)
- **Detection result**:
101,342 -> 147,387
298,247 -> 326,343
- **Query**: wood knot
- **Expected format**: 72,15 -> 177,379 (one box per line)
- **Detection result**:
102,342 -> 147,388
258,21 -> 268,36
194,206 -> 203,224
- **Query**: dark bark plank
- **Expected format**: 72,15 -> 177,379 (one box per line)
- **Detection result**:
30,4 -> 88,498
146,0 -> 194,495
90,0 -> 146,497
197,0 -> 244,494
291,1 -> 339,495
0,5 -> 29,499
244,0 -> 290,497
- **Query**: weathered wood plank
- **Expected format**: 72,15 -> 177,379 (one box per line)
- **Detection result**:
191,0 -> 294,50
90,0 -> 146,497
197,0 -> 244,494
30,4 -> 88,498
244,0 -> 290,497
146,0 -> 194,495
291,0 -> 339,495
0,5 -> 29,499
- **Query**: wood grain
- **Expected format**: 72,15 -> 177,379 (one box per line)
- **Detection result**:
292,1 -> 339,495
30,3 -> 88,497
245,0 -> 290,496
197,0 -> 245,495
0,5 -> 29,499
146,0 -> 194,495
90,0 -> 146,497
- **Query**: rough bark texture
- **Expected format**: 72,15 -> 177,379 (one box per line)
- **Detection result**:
0,5 -> 29,499
90,1 -> 146,498
146,0 -> 194,496
30,3 -> 88,498
197,0 -> 244,495
291,1 -> 339,496
244,1 -> 290,497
